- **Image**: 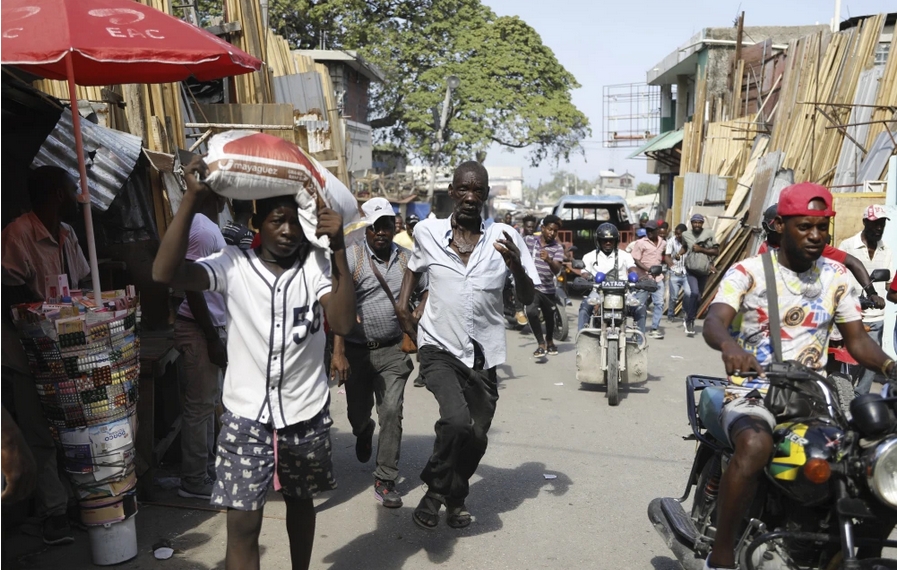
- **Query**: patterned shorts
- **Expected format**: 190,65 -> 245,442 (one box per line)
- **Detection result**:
211,405 -> 337,511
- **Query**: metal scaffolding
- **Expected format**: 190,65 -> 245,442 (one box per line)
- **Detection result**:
603,83 -> 661,148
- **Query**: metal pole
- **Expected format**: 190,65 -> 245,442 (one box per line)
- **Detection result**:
427,80 -> 456,200
66,52 -> 102,307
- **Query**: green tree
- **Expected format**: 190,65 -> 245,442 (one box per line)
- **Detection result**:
263,0 -> 590,167
636,182 -> 658,196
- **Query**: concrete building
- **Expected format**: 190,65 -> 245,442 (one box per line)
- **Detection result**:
295,49 -> 385,174
628,23 -> 828,212
596,169 -> 635,192
486,166 -> 524,200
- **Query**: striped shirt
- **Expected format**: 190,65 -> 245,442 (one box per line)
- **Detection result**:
221,221 -> 255,250
524,235 -> 565,294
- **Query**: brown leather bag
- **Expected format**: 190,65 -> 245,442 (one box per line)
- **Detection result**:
368,257 -> 417,354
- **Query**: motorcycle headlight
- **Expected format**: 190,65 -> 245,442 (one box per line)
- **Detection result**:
604,294 -> 624,310
867,437 -> 897,508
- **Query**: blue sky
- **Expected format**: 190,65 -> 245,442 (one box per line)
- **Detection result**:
481,0 -> 891,187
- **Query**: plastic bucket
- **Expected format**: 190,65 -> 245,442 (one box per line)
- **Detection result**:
87,513 -> 137,566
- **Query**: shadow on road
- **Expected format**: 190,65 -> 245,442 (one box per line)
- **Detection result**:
320,460 -> 572,570
651,555 -> 683,570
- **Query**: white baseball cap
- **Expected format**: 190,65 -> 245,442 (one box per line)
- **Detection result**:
863,204 -> 889,221
362,197 -> 396,224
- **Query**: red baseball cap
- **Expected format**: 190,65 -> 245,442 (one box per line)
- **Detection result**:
776,182 -> 836,218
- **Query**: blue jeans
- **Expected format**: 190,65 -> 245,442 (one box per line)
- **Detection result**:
667,273 -> 690,318
577,297 -> 647,333
684,271 -> 710,323
856,320 -> 884,395
637,280 -> 665,331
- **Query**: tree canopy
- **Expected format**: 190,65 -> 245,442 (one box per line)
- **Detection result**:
265,0 -> 590,167
636,182 -> 658,196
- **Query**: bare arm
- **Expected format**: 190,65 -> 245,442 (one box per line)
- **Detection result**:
396,270 -> 423,344
496,231 -> 535,305
152,158 -> 212,292
314,193 -> 356,336
330,334 -> 350,386
703,303 -> 765,376
838,319 -> 895,377
842,253 -> 885,309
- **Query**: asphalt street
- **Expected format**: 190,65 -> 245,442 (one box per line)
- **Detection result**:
4,311 -> 755,569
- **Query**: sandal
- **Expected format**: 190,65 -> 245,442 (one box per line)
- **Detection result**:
412,492 -> 442,530
446,504 -> 472,529
546,344 -> 559,356
533,346 -> 547,358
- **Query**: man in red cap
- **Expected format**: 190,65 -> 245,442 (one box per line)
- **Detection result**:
837,204 -> 892,394
701,182 -> 896,570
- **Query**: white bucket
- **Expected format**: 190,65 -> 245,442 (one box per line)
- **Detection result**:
87,513 -> 138,566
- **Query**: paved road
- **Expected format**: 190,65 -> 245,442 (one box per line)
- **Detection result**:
12,311 -> 732,570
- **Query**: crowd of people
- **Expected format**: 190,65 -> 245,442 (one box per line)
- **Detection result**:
2,161 -> 896,570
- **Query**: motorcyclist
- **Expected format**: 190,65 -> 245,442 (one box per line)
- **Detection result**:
577,223 -> 645,333
759,203 -> 886,310
701,182 -> 897,570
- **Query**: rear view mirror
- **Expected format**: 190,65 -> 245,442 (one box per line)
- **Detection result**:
572,260 -> 585,269
649,265 -> 664,277
870,268 -> 890,283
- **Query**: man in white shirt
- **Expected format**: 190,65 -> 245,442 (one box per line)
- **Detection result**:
153,157 -> 357,570
577,223 -> 645,332
663,223 -> 691,321
837,204 -> 893,394
174,191 -> 228,500
396,161 -> 539,531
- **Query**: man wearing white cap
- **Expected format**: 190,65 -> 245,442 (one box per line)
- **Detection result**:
838,204 -> 893,394
330,198 -> 426,508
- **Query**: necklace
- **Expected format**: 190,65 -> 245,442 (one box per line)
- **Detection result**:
774,253 -> 822,299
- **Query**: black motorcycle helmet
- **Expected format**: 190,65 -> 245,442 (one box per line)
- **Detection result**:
595,222 -> 619,248
762,204 -> 778,235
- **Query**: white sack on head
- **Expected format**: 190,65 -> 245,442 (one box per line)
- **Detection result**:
203,130 -> 365,249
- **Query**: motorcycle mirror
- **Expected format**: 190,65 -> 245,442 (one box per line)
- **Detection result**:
649,264 -> 664,277
850,394 -> 890,437
628,272 -> 639,283
594,272 -> 606,284
870,268 -> 890,283
572,260 -> 585,269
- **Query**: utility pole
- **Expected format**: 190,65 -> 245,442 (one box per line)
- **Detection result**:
427,75 -> 461,200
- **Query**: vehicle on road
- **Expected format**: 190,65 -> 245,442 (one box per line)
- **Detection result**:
552,195 -> 635,260
574,267 -> 659,406
648,361 -> 897,570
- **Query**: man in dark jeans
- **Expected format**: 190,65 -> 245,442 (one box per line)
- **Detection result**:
680,213 -> 719,337
396,161 -> 538,530
523,214 -> 565,357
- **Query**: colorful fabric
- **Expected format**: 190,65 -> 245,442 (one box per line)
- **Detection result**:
524,235 -> 565,294
711,254 -> 862,390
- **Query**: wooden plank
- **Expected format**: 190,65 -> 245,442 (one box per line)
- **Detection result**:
831,191 -> 887,245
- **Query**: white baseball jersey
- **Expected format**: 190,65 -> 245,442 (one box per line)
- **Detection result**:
198,245 -> 332,428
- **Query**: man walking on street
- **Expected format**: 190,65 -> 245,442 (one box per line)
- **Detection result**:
838,204 -> 893,394
664,223 -> 690,322
524,214 -> 565,357
174,189 -> 228,500
396,161 -> 538,530
630,220 -> 666,339
681,213 -> 719,336
330,198 -> 426,508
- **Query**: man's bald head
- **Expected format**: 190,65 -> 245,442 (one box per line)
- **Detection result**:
452,161 -> 489,187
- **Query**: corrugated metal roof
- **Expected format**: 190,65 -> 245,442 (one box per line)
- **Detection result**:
31,108 -> 142,212
627,128 -> 684,159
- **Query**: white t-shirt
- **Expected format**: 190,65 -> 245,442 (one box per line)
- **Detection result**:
581,248 -> 636,281
198,246 -> 333,428
837,232 -> 893,323
178,214 -> 227,327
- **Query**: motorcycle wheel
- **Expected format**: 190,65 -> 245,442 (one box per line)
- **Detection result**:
607,338 -> 620,406
554,302 -> 569,342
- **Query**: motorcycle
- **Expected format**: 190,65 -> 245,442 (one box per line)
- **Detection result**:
648,361 -> 897,570
503,275 -> 569,342
573,265 -> 662,406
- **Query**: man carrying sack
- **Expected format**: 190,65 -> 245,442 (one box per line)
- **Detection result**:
330,198 -> 427,508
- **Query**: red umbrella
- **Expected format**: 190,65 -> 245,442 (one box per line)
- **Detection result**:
1,0 -> 263,303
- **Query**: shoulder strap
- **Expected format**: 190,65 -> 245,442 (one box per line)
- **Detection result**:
761,251 -> 783,362
368,256 -> 398,307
